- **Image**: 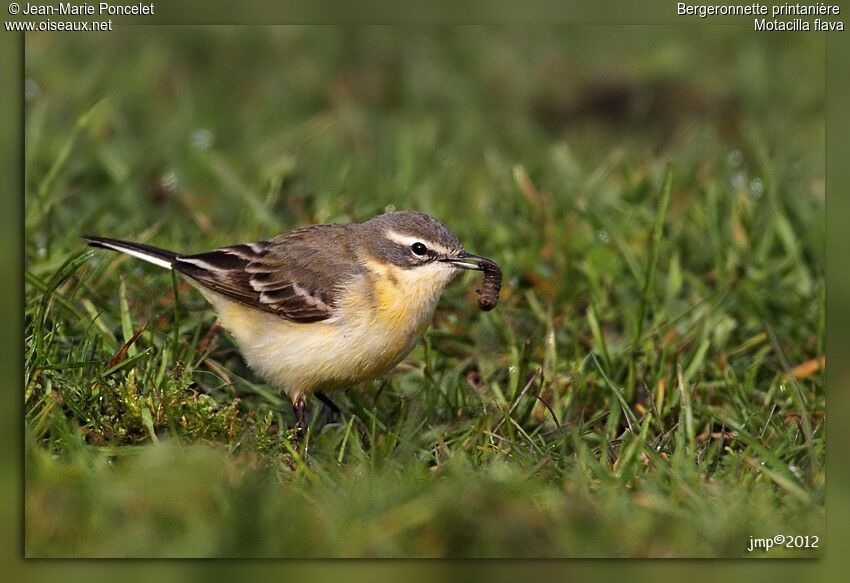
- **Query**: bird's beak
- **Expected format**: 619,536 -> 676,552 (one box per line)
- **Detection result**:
441,251 -> 492,271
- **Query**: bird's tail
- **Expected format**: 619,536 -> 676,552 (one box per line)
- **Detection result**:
84,236 -> 178,270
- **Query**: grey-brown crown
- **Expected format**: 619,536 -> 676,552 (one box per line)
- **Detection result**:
364,211 -> 461,248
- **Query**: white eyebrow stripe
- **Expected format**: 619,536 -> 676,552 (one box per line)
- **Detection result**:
384,230 -> 453,256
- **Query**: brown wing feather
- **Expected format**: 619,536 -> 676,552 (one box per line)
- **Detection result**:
173,224 -> 362,323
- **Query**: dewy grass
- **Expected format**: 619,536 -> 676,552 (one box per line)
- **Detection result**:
23,27 -> 824,557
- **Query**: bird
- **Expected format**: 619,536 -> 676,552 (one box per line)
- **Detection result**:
85,211 -> 500,431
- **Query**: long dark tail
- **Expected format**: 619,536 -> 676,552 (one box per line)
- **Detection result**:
84,236 -> 178,270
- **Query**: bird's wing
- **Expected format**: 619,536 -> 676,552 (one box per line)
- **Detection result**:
173,224 -> 362,323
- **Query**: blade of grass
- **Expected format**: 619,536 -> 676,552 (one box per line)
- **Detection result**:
119,277 -> 137,358
591,352 -> 639,429
677,362 -> 696,453
171,269 -> 181,364
627,164 -> 674,398
101,347 -> 153,378
765,324 -> 816,480
34,251 -> 93,362
36,100 -> 109,201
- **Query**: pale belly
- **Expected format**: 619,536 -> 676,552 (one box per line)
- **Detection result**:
215,302 -> 429,398
198,264 -> 453,400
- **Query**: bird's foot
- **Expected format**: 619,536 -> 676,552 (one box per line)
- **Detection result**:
292,393 -> 307,438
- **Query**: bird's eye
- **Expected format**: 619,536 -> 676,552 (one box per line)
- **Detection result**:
410,242 -> 428,257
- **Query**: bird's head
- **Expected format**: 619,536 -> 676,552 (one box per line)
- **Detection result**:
358,211 -> 494,291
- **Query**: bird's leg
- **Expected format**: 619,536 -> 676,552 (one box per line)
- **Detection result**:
313,392 -> 368,447
292,393 -> 307,436
315,391 -> 342,421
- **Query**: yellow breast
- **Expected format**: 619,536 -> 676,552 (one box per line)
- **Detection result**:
362,259 -> 451,337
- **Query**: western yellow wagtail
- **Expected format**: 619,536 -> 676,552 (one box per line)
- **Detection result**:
86,211 -> 501,430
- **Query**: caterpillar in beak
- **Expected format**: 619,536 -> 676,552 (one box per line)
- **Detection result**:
475,258 -> 501,311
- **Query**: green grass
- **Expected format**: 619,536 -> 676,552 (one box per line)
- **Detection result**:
24,26 -> 825,557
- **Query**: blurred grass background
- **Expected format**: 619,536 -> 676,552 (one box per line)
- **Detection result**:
24,26 -> 824,557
